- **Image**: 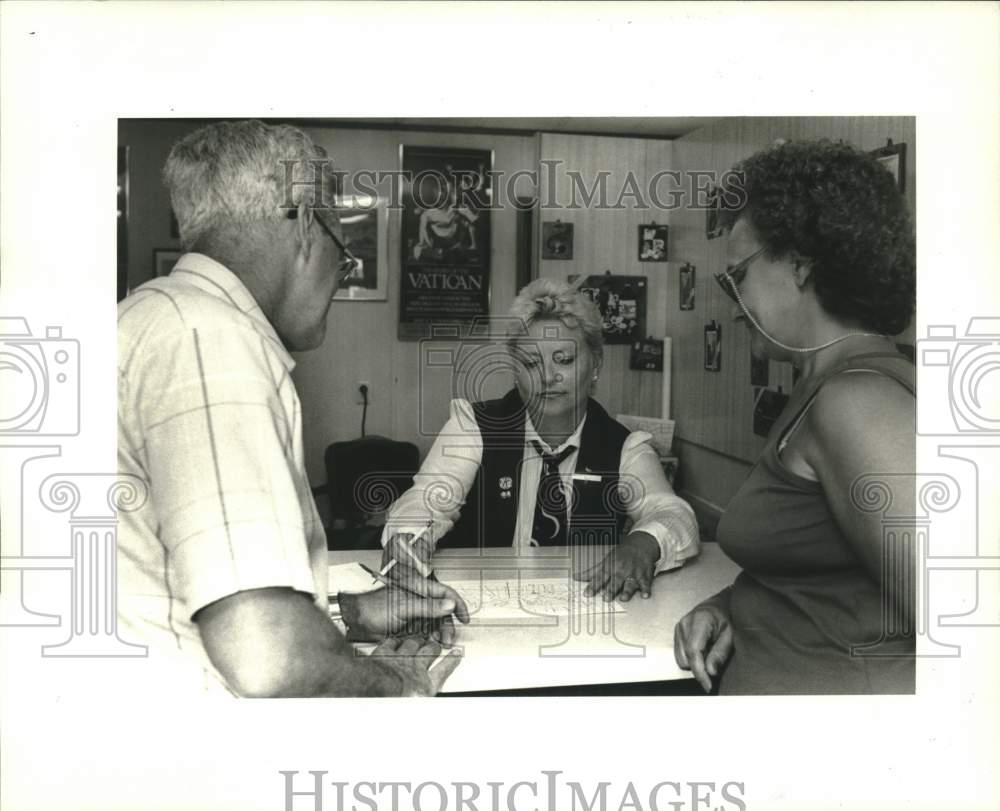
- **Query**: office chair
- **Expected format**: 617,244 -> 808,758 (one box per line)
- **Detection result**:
314,435 -> 420,550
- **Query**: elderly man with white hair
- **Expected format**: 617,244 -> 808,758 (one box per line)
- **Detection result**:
117,120 -> 467,697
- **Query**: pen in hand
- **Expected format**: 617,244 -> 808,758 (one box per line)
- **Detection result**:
379,523 -> 434,580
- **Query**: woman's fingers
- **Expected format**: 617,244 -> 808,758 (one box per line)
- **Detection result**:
618,574 -> 642,602
705,623 -> 733,677
674,610 -> 716,692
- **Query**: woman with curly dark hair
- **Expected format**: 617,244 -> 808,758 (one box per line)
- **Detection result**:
674,140 -> 916,694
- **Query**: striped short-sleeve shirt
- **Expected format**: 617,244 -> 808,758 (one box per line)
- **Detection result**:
117,253 -> 327,693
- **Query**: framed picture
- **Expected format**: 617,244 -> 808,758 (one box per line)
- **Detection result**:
638,223 -> 668,262
870,139 -> 906,193
704,319 -> 722,371
572,273 -> 647,344
153,248 -> 182,278
679,263 -> 696,310
399,145 -> 493,340
542,220 -> 574,259
705,185 -> 725,240
333,197 -> 388,301
629,338 -> 664,372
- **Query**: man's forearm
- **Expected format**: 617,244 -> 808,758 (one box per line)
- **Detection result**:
197,588 -> 405,697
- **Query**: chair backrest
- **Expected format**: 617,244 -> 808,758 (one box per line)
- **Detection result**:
324,436 -> 420,523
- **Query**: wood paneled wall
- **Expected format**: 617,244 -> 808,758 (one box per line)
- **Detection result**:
536,133 -> 674,422
667,116 -> 917,514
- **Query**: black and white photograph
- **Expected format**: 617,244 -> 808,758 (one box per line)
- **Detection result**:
2,5 -> 998,811
704,319 -> 722,371
638,223 -> 668,261
679,262 -> 696,310
541,219 -> 574,259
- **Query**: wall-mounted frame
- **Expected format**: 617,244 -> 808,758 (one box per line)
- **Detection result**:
705,186 -> 725,240
630,338 -> 664,371
704,319 -> 722,371
542,220 -> 574,259
153,248 -> 182,278
638,223 -> 668,262
870,139 -> 907,193
571,272 -> 647,345
399,144 -> 493,340
333,197 -> 388,301
679,263 -> 696,310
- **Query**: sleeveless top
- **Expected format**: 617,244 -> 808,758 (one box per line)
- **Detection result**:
437,388 -> 630,548
716,351 -> 916,694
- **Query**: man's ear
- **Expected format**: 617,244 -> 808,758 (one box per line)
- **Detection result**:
295,201 -> 313,258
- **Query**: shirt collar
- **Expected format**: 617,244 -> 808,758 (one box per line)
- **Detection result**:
169,252 -> 295,372
524,410 -> 587,457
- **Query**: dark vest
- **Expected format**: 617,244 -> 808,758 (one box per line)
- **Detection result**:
437,389 -> 630,549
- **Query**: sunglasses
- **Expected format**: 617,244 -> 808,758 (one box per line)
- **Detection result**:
714,246 -> 767,303
286,208 -> 361,283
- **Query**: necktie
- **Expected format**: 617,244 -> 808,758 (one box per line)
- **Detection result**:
530,441 -> 576,546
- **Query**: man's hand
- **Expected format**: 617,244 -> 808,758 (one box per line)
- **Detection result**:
382,530 -> 435,580
339,568 -> 470,645
370,637 -> 462,696
673,595 -> 733,693
572,532 -> 659,602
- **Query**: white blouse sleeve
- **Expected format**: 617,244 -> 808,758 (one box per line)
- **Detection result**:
619,431 -> 700,573
380,398 -> 484,550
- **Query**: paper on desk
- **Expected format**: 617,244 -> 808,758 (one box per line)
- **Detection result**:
328,562 -> 383,596
441,576 -> 626,622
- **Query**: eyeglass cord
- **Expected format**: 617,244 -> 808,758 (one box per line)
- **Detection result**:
729,283 -> 887,353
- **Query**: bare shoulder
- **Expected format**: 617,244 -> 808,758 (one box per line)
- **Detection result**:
805,370 -> 915,468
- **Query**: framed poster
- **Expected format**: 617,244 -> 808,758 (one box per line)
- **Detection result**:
332,197 -> 388,301
399,145 -> 492,339
153,248 -> 182,278
572,273 -> 647,345
638,223 -> 668,262
679,263 -> 696,310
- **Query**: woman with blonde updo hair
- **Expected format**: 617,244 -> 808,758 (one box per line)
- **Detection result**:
382,278 -> 700,601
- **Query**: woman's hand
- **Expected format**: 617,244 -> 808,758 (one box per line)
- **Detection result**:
673,594 -> 733,693
573,531 -> 659,602
382,531 -> 435,579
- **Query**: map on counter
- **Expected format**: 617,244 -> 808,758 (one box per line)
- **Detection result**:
442,576 -> 627,622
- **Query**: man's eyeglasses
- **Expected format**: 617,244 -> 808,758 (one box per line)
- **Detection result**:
714,246 -> 767,303
286,208 -> 361,283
